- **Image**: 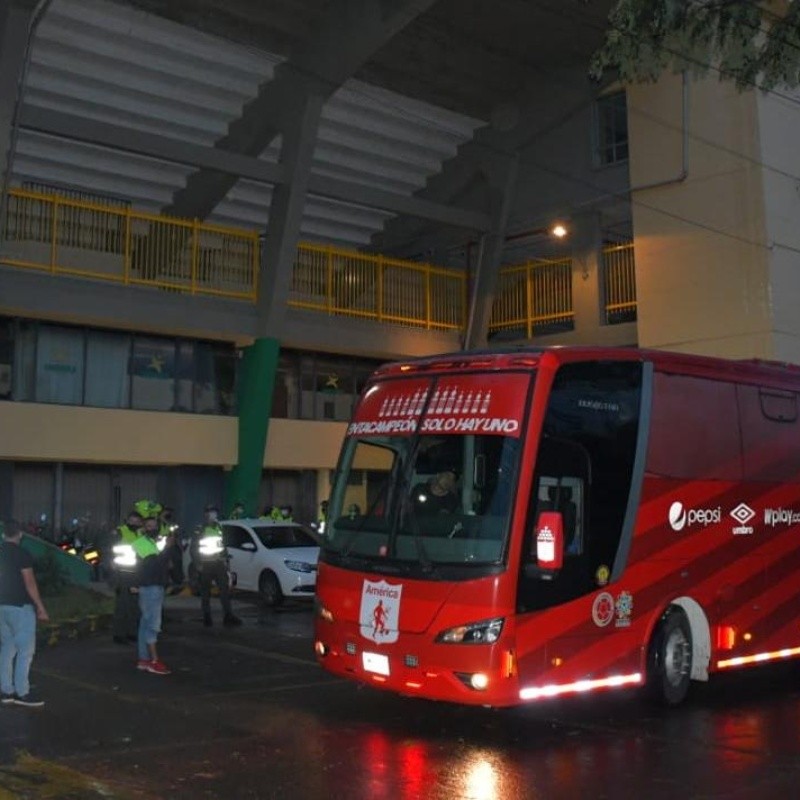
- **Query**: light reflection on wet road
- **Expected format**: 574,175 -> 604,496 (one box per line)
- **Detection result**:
2,599 -> 800,799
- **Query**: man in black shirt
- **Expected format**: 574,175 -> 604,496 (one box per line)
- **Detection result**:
411,469 -> 460,514
0,520 -> 49,707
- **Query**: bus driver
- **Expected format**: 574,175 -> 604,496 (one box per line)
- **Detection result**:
411,468 -> 459,514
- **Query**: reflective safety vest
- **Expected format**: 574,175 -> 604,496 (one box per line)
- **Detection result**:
196,524 -> 225,561
132,534 -> 159,560
112,525 -> 140,572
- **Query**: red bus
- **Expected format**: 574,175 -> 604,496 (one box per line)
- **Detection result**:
313,347 -> 800,706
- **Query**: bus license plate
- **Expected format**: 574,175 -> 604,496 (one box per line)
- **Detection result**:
362,652 -> 390,676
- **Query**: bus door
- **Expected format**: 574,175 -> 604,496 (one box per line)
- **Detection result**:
515,361 -> 646,693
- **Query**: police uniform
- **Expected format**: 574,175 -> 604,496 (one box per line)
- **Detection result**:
191,508 -> 241,627
111,517 -> 142,643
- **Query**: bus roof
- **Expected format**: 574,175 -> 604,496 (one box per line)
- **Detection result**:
371,346 -> 800,390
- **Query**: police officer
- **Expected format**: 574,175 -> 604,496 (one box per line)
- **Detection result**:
191,505 -> 241,627
159,506 -> 183,591
111,509 -> 143,644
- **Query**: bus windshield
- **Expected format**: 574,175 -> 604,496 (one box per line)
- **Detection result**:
321,371 -> 532,578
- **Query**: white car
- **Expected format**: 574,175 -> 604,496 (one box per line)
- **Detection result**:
219,518 -> 320,607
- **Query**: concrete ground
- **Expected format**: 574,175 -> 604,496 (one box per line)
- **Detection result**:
2,592 -> 800,799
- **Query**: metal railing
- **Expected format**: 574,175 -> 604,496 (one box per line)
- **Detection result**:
1,188 -> 259,300
0,188 -> 637,337
488,256 -> 574,338
290,242 -> 465,331
602,241 -> 637,324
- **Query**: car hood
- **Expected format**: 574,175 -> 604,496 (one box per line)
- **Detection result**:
269,546 -> 320,567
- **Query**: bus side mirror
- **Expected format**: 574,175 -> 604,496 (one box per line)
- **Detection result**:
532,511 -> 564,573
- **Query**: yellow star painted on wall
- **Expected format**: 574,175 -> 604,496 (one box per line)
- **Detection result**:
149,355 -> 165,374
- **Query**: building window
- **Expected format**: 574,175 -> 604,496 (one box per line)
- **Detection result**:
131,337 -> 176,411
0,320 -> 13,399
85,331 -> 131,408
35,325 -> 85,404
594,91 -> 628,166
1,316 -> 238,415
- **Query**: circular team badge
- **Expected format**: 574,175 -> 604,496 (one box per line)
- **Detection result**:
592,592 -> 615,627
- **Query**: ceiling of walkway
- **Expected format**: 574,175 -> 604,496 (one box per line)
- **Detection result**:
122,0 -> 613,120
13,0 -> 616,249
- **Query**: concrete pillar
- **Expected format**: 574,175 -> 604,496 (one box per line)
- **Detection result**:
256,92 -> 325,337
463,153 -> 519,350
570,211 -> 603,337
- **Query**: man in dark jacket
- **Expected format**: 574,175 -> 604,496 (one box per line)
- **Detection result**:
0,520 -> 49,707
132,516 -> 171,675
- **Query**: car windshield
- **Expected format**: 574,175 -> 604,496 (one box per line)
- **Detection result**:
322,371 -> 532,577
253,525 -> 319,549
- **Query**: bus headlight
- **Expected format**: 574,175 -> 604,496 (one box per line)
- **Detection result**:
436,617 -> 504,644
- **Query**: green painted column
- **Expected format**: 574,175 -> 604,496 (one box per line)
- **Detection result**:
226,337 -> 280,517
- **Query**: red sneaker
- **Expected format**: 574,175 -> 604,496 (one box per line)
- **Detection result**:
146,660 -> 171,675
136,659 -> 151,671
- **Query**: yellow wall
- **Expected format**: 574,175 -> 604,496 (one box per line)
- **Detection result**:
0,402 -> 350,470
628,73 -> 773,359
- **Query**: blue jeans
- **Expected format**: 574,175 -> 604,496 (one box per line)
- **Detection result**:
137,585 -> 164,661
0,604 -> 36,697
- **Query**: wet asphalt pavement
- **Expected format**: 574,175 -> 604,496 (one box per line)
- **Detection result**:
2,593 -> 800,799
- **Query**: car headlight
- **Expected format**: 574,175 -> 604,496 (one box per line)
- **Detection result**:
436,617 -> 504,644
284,559 -> 316,573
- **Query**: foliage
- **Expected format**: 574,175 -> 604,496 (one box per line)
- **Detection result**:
590,0 -> 800,91
33,550 -> 69,596
46,585 -> 114,622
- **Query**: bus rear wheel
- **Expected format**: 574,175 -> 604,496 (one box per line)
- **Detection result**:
647,608 -> 693,706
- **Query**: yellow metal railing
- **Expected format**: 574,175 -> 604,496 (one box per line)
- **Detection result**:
0,188 -> 259,300
0,188 -> 636,337
602,241 -> 637,324
489,256 -> 574,338
290,242 -> 466,331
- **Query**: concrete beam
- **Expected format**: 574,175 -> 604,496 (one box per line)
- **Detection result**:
257,92 -> 324,337
18,105 -> 488,230
463,153 -> 519,351
0,265 -> 460,359
165,0 -> 440,221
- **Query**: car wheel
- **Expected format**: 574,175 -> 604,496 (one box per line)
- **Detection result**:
259,570 -> 284,608
187,563 -> 200,597
647,607 -> 693,706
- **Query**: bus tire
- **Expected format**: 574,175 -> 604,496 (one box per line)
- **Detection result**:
647,608 -> 693,706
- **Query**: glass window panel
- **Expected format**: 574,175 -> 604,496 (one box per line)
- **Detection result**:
595,91 -> 628,166
131,337 -> 175,411
176,341 -> 194,412
194,342 -> 217,413
300,357 -> 315,419
215,346 -> 237,416
0,319 -> 12,399
36,325 -> 84,404
85,330 -> 130,408
13,322 -> 35,401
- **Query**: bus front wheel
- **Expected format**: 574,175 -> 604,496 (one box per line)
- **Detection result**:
647,608 -> 693,706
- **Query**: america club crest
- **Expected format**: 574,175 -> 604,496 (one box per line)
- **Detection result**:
359,579 -> 403,644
